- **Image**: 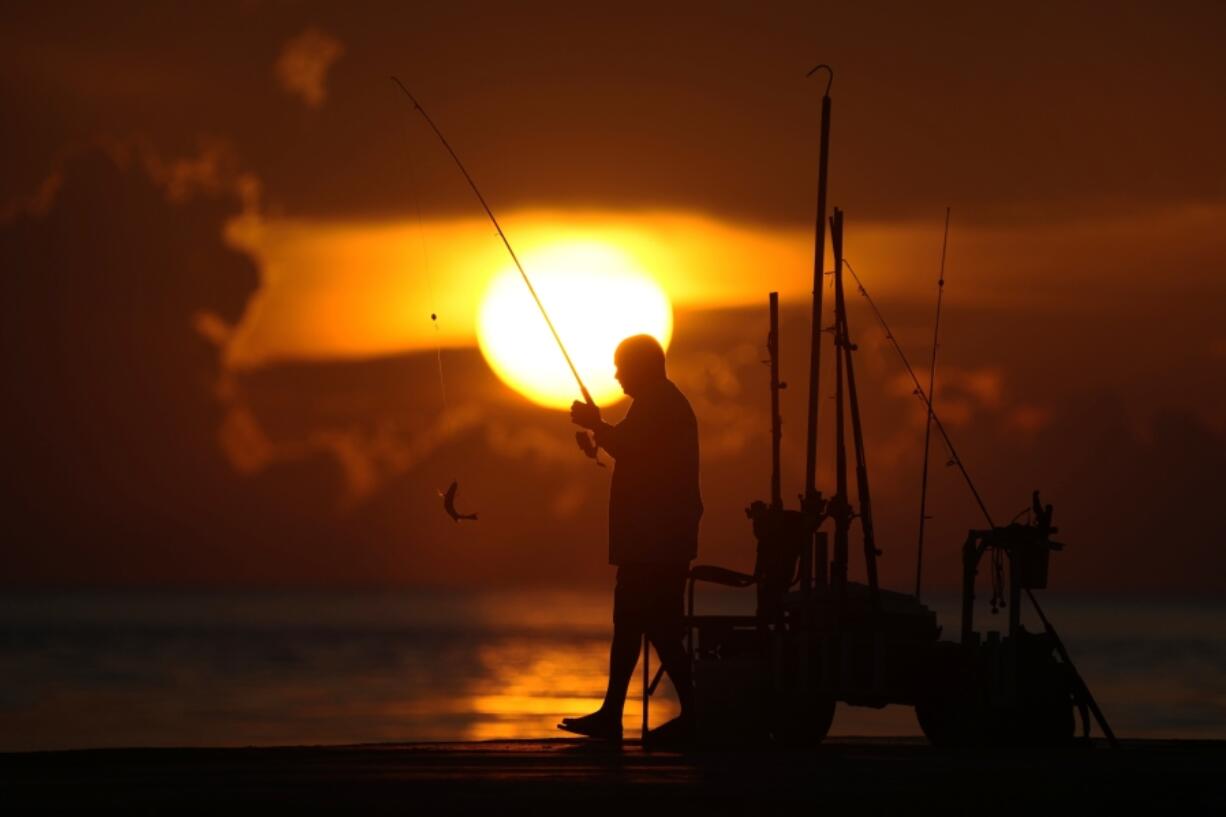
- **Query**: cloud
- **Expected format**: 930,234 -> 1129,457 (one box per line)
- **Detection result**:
0,171 -> 63,222
928,367 -> 1001,426
549,482 -> 588,520
484,420 -> 579,466
308,401 -> 486,505
0,148 -> 346,586
274,28 -> 344,108
142,141 -> 240,201
885,365 -> 1005,429
1015,399 -> 1226,593
6,4 -> 1226,229
1006,405 -> 1052,434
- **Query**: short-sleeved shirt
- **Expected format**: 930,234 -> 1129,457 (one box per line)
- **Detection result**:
594,378 -> 702,565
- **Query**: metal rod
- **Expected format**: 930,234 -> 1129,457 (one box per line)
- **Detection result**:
804,64 -> 833,504
960,533 -> 980,645
642,634 -> 650,742
916,206 -> 952,599
391,77 -> 594,406
1026,589 -> 1119,748
647,664 -> 666,696
831,208 -> 849,611
834,210 -> 880,611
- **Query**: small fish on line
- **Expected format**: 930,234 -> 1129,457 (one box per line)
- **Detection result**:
439,480 -> 478,522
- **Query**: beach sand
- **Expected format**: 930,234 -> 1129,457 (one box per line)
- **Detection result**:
3,737 -> 1223,814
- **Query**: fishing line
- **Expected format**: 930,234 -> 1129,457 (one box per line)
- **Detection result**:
396,89 -> 482,523
401,114 -> 449,413
846,257 -> 1118,740
915,206 -> 951,598
390,77 -> 595,407
842,258 -> 995,529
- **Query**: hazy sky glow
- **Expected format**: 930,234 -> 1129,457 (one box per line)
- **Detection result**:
2,2 -> 1223,592
224,203 -> 1226,367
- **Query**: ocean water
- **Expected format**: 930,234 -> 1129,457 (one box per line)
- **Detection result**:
0,588 -> 1222,751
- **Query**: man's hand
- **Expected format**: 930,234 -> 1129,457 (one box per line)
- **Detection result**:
570,400 -> 602,430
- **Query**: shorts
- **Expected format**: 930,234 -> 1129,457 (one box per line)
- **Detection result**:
613,562 -> 690,633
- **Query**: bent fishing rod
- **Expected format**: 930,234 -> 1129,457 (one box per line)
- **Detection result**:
846,258 -> 1117,746
391,76 -> 595,409
842,259 -> 994,530
915,206 -> 952,599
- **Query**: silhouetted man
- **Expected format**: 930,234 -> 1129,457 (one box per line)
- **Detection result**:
561,334 -> 702,744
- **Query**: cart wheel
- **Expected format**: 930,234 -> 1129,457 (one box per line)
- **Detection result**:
1009,651 -> 1076,746
770,696 -> 836,749
915,642 -> 980,749
915,693 -> 979,749
1017,685 -> 1075,746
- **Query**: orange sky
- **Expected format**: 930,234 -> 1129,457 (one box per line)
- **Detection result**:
223,204 -> 1226,368
2,2 -> 1224,593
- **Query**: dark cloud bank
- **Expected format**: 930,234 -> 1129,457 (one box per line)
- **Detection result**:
2,151 -> 1224,593
3,2 -> 1224,227
2,151 -> 341,585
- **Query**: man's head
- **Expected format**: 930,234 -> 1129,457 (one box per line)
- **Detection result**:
614,334 -> 667,397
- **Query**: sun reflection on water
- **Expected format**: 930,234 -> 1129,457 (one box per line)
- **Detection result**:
5,590 -> 1216,750
462,638 -> 679,741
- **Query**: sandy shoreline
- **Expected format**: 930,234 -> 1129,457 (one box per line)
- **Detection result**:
3,737 -> 1223,814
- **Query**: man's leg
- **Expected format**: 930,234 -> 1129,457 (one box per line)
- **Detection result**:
558,568 -> 641,739
600,619 -> 643,716
642,563 -> 696,744
647,627 -> 695,718
601,565 -> 644,717
558,621 -> 639,738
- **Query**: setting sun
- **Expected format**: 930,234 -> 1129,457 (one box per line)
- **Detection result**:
476,242 -> 673,409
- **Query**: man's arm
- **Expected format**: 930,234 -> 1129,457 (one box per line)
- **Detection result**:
571,400 -> 632,459
592,419 -> 627,458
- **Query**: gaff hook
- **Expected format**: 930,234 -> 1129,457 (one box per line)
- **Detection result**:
806,63 -> 834,96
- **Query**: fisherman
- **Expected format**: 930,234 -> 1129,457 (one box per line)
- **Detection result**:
561,334 -> 702,745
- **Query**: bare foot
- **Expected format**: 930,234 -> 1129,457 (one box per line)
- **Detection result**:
644,714 -> 696,750
557,710 -> 623,741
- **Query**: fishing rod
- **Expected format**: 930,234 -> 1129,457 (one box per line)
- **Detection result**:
803,63 -> 834,508
847,259 -> 1121,742
915,207 -> 951,599
391,77 -> 595,408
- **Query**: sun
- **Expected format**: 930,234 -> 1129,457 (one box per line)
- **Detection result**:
476,242 -> 673,409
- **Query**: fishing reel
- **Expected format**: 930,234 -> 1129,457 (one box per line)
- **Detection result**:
981,490 -> 1064,613
575,431 -> 606,467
